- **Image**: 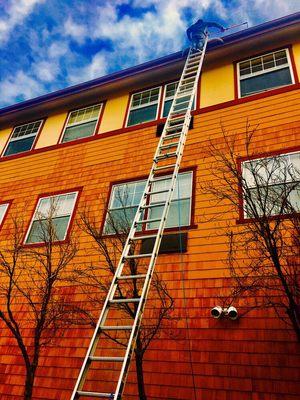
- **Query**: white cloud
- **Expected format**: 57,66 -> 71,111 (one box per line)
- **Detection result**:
33,60 -> 59,82
1,0 -> 299,106
68,52 -> 108,85
0,0 -> 44,43
0,71 -> 44,104
48,41 -> 69,58
64,17 -> 88,44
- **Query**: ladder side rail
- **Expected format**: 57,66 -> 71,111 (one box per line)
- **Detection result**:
114,37 -> 209,399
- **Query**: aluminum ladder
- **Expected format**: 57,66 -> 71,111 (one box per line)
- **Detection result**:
71,35 -> 208,400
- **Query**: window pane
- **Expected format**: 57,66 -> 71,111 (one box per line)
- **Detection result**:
289,187 -> 300,211
240,67 -> 292,97
111,181 -> 146,209
62,120 -> 97,142
68,105 -> 101,125
12,121 -> 41,139
104,207 -> 138,234
35,193 -> 76,219
127,104 -> 158,126
251,57 -> 263,73
4,136 -> 35,156
243,151 -> 300,218
148,199 -> 190,229
26,216 -> 70,243
162,99 -> 173,118
0,204 -> 9,225
165,82 -> 179,98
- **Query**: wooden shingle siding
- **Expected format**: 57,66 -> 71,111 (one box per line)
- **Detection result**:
0,88 -> 299,399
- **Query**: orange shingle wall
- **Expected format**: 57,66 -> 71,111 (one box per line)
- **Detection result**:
0,88 -> 300,399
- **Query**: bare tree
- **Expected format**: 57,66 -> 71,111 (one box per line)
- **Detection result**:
76,195 -> 174,400
202,121 -> 300,340
0,202 -> 85,400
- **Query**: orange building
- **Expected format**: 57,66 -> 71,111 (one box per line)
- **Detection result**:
0,13 -> 300,400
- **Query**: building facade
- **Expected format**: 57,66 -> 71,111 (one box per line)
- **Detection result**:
0,13 -> 300,400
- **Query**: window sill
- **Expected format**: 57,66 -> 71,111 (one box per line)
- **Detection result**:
22,237 -> 70,248
236,212 -> 299,224
101,224 -> 198,239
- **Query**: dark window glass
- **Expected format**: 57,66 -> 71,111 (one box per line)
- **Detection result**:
62,120 -> 97,143
127,104 -> 158,126
162,99 -> 173,118
240,67 -> 292,97
4,136 -> 35,156
27,216 -> 70,243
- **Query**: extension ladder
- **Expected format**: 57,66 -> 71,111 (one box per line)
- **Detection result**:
71,35 -> 208,400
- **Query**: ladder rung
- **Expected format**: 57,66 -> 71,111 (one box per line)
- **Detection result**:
100,325 -> 132,331
150,176 -> 172,182
110,298 -> 140,304
155,152 -> 177,161
89,356 -> 124,362
183,72 -> 197,78
181,77 -> 195,83
160,142 -> 179,150
163,132 -> 182,140
190,52 -> 202,58
124,253 -> 153,259
185,66 -> 198,72
169,115 -> 185,122
117,274 -> 147,280
188,58 -> 201,63
170,110 -> 187,117
178,88 -> 193,95
165,124 -> 183,132
135,217 -> 161,224
77,391 -> 115,398
174,100 -> 190,108
131,233 -> 158,240
154,163 -> 177,171
145,188 -> 170,196
141,202 -> 166,209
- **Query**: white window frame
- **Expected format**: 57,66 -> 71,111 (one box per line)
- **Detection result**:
3,120 -> 43,157
0,203 -> 10,227
60,103 -> 103,143
242,150 -> 300,217
161,81 -> 196,118
125,86 -> 162,127
237,48 -> 295,98
24,191 -> 79,244
104,171 -> 193,234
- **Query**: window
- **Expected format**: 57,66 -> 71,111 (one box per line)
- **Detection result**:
25,192 -> 78,244
162,82 -> 179,118
61,104 -> 102,143
242,152 -> 300,217
126,87 -> 161,127
3,120 -> 43,156
162,81 -> 195,118
238,49 -> 294,97
104,172 -> 193,234
0,203 -> 9,227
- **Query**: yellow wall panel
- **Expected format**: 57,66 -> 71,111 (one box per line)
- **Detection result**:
200,63 -> 235,108
35,112 -> 67,149
0,128 -> 11,154
99,94 -> 129,133
292,43 -> 300,80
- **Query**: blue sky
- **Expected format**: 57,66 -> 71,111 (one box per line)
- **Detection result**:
0,0 -> 299,108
